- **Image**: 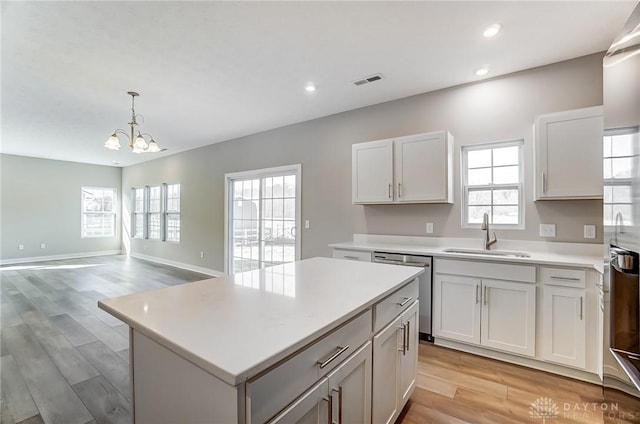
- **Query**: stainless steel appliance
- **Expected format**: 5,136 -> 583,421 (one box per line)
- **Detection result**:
603,1 -> 640,398
373,251 -> 433,342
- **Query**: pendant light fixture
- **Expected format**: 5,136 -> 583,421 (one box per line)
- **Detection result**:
104,91 -> 162,153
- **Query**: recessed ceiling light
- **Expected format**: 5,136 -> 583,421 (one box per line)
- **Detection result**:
483,23 -> 502,38
112,160 -> 120,165
475,66 -> 489,76
305,83 -> 316,92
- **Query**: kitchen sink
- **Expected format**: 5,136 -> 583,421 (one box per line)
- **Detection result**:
442,248 -> 531,258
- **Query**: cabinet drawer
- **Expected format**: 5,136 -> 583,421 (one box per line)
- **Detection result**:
435,259 -> 536,283
247,309 -> 372,424
333,249 -> 372,262
373,279 -> 419,333
540,267 -> 586,288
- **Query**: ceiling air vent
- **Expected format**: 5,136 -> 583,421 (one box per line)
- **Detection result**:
353,73 -> 384,87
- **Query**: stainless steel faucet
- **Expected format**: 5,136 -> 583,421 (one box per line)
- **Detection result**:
481,212 -> 497,250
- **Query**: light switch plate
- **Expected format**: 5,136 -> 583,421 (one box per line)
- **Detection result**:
305,220 -> 310,229
539,224 -> 556,237
584,225 -> 596,239
40,243 -> 46,249
426,222 -> 434,234
18,244 -> 24,251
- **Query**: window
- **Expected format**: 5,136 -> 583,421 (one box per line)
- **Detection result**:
164,183 -> 181,242
81,187 -> 116,237
147,185 -> 162,240
225,165 -> 301,274
132,188 -> 145,238
604,129 -> 638,226
462,140 -> 524,228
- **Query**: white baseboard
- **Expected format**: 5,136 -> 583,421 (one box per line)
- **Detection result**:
0,250 -> 124,265
129,253 -> 225,277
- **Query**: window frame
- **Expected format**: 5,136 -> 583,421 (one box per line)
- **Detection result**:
131,187 -> 146,239
461,139 -> 525,230
603,127 -> 638,227
224,164 -> 302,274
147,185 -> 163,241
81,186 -> 117,238
164,183 -> 181,243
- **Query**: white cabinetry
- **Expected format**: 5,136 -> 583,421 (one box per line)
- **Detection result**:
541,267 -> 587,369
534,106 -> 603,200
372,301 -> 419,424
433,259 -> 536,357
270,342 -> 372,424
352,131 -> 453,204
332,248 -> 372,262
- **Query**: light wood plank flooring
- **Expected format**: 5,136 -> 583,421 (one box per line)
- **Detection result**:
1,255 -> 639,423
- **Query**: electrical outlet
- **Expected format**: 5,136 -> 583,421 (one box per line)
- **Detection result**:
584,225 -> 596,239
304,220 -> 310,229
426,222 -> 434,234
539,224 -> 556,238
200,251 -> 204,259
40,243 -> 46,249
18,244 -> 24,251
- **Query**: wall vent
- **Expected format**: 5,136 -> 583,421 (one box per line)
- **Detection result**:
353,73 -> 383,86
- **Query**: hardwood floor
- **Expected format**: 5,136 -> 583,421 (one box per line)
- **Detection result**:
1,255 -> 639,424
399,343 -> 640,424
0,255 -> 211,424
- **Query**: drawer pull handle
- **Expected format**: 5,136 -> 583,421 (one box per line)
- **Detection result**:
397,296 -> 413,307
343,256 -> 359,260
322,396 -> 333,424
317,345 -> 350,369
550,276 -> 581,282
331,387 -> 343,424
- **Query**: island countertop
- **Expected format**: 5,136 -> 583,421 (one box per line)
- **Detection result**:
98,256 -> 423,386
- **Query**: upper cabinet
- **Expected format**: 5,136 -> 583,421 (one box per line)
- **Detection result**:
352,131 -> 453,204
534,106 -> 603,200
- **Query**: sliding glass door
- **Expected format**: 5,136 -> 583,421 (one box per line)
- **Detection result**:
226,165 -> 301,274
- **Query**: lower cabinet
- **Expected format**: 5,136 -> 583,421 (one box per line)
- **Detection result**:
372,301 -> 419,424
542,285 -> 586,369
269,342 -> 372,424
433,273 -> 536,357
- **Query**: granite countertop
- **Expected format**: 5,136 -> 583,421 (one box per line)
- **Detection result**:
98,257 -> 423,386
330,234 -> 605,273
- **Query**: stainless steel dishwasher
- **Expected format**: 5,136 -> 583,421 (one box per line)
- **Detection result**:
373,251 -> 433,342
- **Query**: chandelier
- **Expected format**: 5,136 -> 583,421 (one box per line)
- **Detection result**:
104,91 -> 162,153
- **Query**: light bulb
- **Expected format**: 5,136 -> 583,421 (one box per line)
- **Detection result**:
104,134 -> 121,150
147,140 -> 160,152
132,145 -> 145,154
134,134 -> 148,149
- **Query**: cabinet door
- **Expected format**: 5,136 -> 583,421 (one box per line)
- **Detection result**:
534,106 -> 603,200
268,378 -> 329,424
372,315 -> 402,424
394,132 -> 452,203
542,286 -> 587,369
352,139 -> 394,203
481,279 -> 536,357
433,274 -> 481,345
399,301 -> 419,406
327,342 -> 372,424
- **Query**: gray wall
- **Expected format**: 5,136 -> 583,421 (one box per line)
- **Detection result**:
123,53 -> 604,272
0,154 -> 122,260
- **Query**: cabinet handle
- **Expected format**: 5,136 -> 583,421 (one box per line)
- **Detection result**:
406,320 -> 410,353
331,387 -> 343,424
317,345 -> 350,369
550,276 -> 581,282
483,286 -> 488,306
475,285 -> 480,304
388,183 -> 392,199
323,396 -> 333,424
579,296 -> 583,320
397,296 -> 413,307
398,324 -> 407,355
343,255 -> 359,260
542,172 -> 547,193
398,183 -> 402,198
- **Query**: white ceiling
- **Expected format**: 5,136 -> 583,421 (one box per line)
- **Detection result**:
2,1 -> 636,167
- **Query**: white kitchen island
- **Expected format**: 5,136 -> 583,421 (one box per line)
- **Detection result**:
98,257 -> 423,424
